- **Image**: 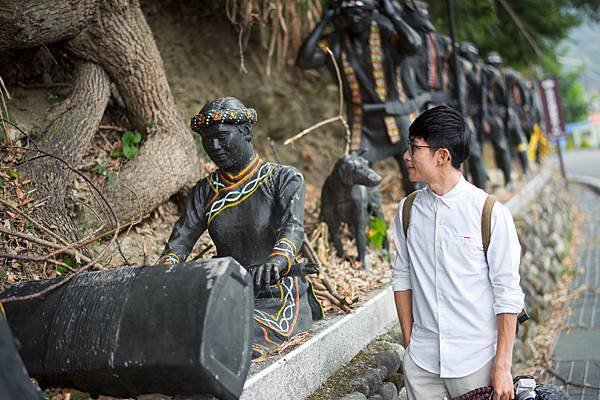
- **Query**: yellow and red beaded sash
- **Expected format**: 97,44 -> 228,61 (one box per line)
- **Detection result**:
339,21 -> 401,151
426,32 -> 440,90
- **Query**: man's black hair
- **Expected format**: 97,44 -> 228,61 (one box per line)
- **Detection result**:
408,105 -> 470,169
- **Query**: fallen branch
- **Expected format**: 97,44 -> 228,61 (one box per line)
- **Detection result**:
0,227 -> 92,264
0,252 -> 77,273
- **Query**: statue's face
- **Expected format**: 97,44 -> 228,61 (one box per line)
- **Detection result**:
403,3 -> 435,32
201,123 -> 254,171
341,6 -> 373,34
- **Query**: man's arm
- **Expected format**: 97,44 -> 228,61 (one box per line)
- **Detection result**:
394,290 -> 413,348
392,201 -> 413,348
491,313 -> 517,400
487,203 -> 524,400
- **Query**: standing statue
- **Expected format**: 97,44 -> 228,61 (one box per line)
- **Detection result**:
457,41 -> 488,190
503,67 -> 530,175
481,52 -> 513,186
158,97 -> 323,359
296,0 -> 423,194
401,0 -> 449,109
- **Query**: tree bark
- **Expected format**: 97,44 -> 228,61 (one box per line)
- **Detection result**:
1,0 -> 201,233
21,61 -> 111,244
66,0 -> 201,227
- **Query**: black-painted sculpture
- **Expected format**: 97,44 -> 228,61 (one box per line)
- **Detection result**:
0,313 -> 43,400
158,97 -> 323,358
1,259 -> 254,400
482,52 -> 513,186
503,66 -> 530,175
296,0 -> 423,194
401,0 -> 449,108
458,41 -> 488,190
321,152 -> 384,270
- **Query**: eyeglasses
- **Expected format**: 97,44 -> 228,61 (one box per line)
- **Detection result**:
407,142 -> 442,156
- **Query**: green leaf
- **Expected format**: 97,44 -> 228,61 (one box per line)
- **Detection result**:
110,150 -> 122,159
96,163 -> 108,176
62,256 -> 75,267
56,266 -> 69,274
123,145 -> 139,160
122,130 -> 142,145
4,167 -> 19,179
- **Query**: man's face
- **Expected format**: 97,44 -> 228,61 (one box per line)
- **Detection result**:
403,137 -> 443,183
201,123 -> 253,170
341,5 -> 373,34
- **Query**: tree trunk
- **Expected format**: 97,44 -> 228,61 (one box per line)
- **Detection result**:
20,61 -> 111,244
67,0 -> 201,227
1,0 -> 201,233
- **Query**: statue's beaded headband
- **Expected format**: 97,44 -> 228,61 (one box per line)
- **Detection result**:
191,108 -> 258,133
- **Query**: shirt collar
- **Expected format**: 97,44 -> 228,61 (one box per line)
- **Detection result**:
426,174 -> 467,208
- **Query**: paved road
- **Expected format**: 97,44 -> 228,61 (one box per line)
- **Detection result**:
550,185 -> 600,399
562,149 -> 600,179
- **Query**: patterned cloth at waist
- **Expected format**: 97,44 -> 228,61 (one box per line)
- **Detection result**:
450,386 -> 494,400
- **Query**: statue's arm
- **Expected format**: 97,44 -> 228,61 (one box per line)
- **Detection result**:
296,4 -> 337,69
158,181 -> 207,264
381,0 -> 422,54
481,67 -> 490,118
268,166 -> 306,274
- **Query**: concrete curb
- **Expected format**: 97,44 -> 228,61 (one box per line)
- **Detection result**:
240,287 -> 397,400
240,168 -> 558,400
567,174 -> 600,194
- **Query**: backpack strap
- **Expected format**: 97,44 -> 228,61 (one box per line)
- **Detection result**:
402,191 -> 419,238
481,194 -> 497,257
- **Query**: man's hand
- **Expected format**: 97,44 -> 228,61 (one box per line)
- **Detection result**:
251,262 -> 284,288
491,362 -> 514,400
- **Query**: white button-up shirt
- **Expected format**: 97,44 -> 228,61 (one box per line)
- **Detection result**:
392,176 -> 524,378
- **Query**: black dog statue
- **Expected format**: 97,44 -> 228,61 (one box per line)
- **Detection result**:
321,152 -> 385,270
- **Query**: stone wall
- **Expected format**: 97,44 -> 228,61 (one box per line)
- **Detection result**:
511,176 -> 576,371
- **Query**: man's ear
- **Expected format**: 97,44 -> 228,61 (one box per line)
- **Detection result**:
437,148 -> 451,166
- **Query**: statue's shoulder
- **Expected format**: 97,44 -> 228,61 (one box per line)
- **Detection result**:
268,163 -> 305,183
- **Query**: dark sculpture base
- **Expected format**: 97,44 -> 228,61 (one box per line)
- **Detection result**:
1,258 -> 253,400
0,315 -> 43,400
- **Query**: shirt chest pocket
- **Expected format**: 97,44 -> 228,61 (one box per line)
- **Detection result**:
446,235 -> 487,270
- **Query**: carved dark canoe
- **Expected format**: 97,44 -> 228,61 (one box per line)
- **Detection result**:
0,258 -> 253,400
0,315 -> 44,399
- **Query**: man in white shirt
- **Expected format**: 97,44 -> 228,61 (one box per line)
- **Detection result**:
392,106 -> 524,400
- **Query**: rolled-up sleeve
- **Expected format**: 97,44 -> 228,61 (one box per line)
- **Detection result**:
487,203 -> 525,314
392,198 -> 412,291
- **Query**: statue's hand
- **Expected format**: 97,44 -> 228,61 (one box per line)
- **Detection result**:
323,0 -> 340,20
251,262 -> 284,288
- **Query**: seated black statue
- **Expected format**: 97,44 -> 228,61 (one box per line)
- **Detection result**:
158,97 -> 323,358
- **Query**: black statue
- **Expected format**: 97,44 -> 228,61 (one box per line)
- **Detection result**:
296,0 -> 423,194
503,67 -> 531,175
158,97 -> 323,359
321,152 -> 384,270
401,0 -> 449,108
2,259 -> 254,400
457,41 -> 488,190
481,51 -> 513,186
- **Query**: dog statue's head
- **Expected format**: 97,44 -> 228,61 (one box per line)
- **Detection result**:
334,152 -> 382,187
